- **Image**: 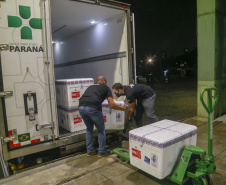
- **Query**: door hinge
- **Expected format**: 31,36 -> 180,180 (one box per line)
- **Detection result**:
0,44 -> 9,51
1,129 -> 17,144
131,48 -> 134,54
1,136 -> 16,144
0,91 -> 13,97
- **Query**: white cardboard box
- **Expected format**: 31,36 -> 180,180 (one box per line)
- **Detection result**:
129,120 -> 197,179
102,100 -> 125,130
55,78 -> 94,108
57,106 -> 86,134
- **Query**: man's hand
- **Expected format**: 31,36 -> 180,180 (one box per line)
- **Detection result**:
121,104 -> 126,111
124,102 -> 135,123
107,97 -> 126,111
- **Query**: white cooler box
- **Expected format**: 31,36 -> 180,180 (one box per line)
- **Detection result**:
101,100 -> 125,130
129,120 -> 197,179
57,106 -> 86,133
56,78 -> 94,108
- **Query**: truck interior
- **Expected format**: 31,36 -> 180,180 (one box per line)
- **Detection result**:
50,0 -> 130,136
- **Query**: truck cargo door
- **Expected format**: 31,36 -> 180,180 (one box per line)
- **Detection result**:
0,0 -> 58,150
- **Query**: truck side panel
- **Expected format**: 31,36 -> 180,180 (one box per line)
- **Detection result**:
0,0 -> 58,150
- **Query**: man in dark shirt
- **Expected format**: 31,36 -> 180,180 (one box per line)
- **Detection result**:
112,83 -> 158,128
79,76 -> 126,157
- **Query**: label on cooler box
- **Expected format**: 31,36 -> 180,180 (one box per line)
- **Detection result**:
72,91 -> 80,98
116,112 -> 121,122
144,156 -> 150,165
74,117 -> 82,124
132,148 -> 141,159
151,153 -> 158,167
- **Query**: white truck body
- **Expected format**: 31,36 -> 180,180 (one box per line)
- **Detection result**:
0,0 -> 136,162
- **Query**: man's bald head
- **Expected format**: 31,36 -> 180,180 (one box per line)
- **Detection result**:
97,76 -> 107,85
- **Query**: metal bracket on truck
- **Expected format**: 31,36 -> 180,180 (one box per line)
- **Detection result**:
0,91 -> 13,98
0,44 -> 9,51
1,130 -> 17,145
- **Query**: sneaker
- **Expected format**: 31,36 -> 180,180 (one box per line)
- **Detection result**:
98,149 -> 111,157
87,151 -> 96,157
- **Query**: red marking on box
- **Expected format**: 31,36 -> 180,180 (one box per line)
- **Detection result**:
10,141 -> 21,149
132,148 -> 141,159
72,92 -> 80,98
103,116 -> 107,122
74,117 -> 82,124
31,139 -> 41,144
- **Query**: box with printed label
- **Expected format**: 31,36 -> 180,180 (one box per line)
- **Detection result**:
101,100 -> 125,130
57,106 -> 86,133
55,78 -> 94,108
129,120 -> 197,179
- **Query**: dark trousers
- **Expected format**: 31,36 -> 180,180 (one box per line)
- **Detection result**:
136,94 -> 158,127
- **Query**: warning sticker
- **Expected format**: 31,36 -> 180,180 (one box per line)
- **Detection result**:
74,117 -> 82,124
151,153 -> 158,167
72,92 -> 80,98
144,156 -> 150,165
31,139 -> 41,144
132,148 -> 141,159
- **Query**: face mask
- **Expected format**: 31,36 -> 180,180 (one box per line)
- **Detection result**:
115,93 -> 121,97
115,92 -> 125,97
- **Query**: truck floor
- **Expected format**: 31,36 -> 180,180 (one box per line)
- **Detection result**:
0,115 -> 226,185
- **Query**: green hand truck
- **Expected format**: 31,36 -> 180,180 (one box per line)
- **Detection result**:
113,87 -> 219,185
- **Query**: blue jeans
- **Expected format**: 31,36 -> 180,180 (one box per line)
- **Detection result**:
79,106 -> 106,155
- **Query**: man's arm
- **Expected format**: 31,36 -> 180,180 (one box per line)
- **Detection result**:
107,97 -> 126,111
124,102 -> 135,123
113,95 -> 119,99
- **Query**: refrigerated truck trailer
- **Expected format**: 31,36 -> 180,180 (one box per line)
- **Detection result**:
0,0 -> 136,175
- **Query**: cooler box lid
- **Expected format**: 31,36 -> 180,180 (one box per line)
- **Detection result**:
102,100 -> 125,107
129,120 -> 197,149
55,78 -> 94,85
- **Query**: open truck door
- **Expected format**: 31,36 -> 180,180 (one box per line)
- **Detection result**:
0,0 -> 58,155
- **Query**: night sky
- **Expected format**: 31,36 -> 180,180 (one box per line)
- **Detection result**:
119,0 -> 197,60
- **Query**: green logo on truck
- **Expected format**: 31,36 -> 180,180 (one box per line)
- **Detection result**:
8,5 -> 42,40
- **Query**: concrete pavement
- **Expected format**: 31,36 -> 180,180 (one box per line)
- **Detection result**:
0,115 -> 226,185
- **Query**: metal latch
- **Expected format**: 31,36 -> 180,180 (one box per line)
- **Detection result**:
28,107 -> 35,121
24,91 -> 38,121
0,44 -> 9,51
0,91 -> 13,97
36,123 -> 52,131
